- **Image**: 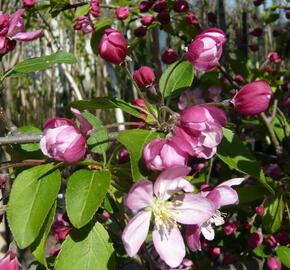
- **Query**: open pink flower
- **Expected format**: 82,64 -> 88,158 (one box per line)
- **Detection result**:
187,178 -> 244,251
122,166 -> 215,267
172,105 -> 227,159
0,252 -> 19,270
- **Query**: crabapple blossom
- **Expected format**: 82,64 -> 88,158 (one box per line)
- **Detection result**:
0,252 -> 19,270
115,7 -> 130,20
161,48 -> 178,64
133,66 -> 155,88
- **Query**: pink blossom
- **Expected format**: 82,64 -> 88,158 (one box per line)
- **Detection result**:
90,0 -> 100,17
74,16 -> 94,35
172,105 -> 227,159
0,252 -> 19,270
186,178 -> 244,250
139,1 -> 152,12
232,80 -> 272,115
268,52 -> 281,64
115,7 -> 130,20
0,9 -> 43,55
40,108 -> 91,164
98,28 -> 128,64
247,231 -> 263,249
51,213 -> 72,243
178,88 -> 204,110
266,257 -> 282,270
157,10 -> 171,24
141,15 -> 154,26
153,0 -> 167,12
161,48 -> 178,64
134,26 -> 147,38
49,246 -> 60,256
173,0 -> 189,13
122,166 -> 215,267
133,66 -> 155,88
185,12 -> 199,26
207,12 -> 217,23
22,0 -> 35,8
266,235 -> 277,248
224,221 -> 237,235
187,28 -> 226,71
118,148 -> 130,164
255,206 -> 265,216
143,138 -> 188,171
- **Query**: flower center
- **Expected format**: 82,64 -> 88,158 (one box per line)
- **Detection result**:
150,198 -> 177,231
204,210 -> 226,228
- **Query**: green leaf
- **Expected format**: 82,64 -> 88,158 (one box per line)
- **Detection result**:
55,222 -> 115,270
31,203 -> 57,267
2,51 -> 77,79
7,164 -> 61,248
117,129 -> 162,181
217,128 -> 274,194
74,4 -> 89,18
264,12 -> 279,24
17,126 -> 42,152
276,246 -> 290,268
237,185 -> 270,204
262,195 -> 284,233
82,112 -> 109,155
90,19 -> 113,55
67,97 -> 142,119
66,170 -> 111,228
159,60 -> 195,97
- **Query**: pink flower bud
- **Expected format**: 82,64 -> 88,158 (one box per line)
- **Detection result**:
49,246 -> 60,256
232,80 -> 272,115
133,66 -> 155,88
0,174 -> 5,189
134,26 -> 147,38
234,74 -> 245,84
265,66 -> 273,74
209,247 -> 221,260
264,163 -> 282,180
102,210 -> 110,220
187,28 -> 226,71
52,213 -> 71,243
130,99 -> 148,128
22,0 -> 35,8
194,163 -> 205,173
98,28 -> 128,64
143,138 -> 188,171
40,117 -> 87,164
141,15 -> 154,26
247,231 -> 263,249
115,7 -> 130,20
186,12 -> 199,26
118,148 -> 130,164
207,12 -> 217,23
244,218 -> 253,229
74,16 -> 94,35
161,48 -> 178,64
266,235 -> 277,248
275,230 -> 290,246
255,206 -> 265,216
0,37 -> 16,55
268,52 -> 281,64
223,253 -> 236,266
0,252 -> 19,270
266,257 -> 281,270
157,9 -> 170,24
153,0 -> 167,12
139,1 -> 152,12
249,27 -> 263,37
224,221 -> 237,235
173,0 -> 189,13
90,0 -> 100,17
0,12 -> 10,36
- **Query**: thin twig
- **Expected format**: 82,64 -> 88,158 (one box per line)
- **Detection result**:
0,160 -> 45,170
269,99 -> 278,123
0,134 -> 42,145
218,65 -> 240,89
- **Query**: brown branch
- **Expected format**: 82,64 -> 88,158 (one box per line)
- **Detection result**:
0,134 -> 42,145
0,160 -> 45,170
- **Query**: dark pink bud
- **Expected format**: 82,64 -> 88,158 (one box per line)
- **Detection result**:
244,219 -> 253,229
249,44 -> 259,52
153,0 -> 167,12
264,163 -> 282,180
173,0 -> 189,13
247,231 -> 263,249
275,230 -> 290,246
0,12 -> 10,36
157,9 -> 170,24
115,7 -> 130,20
186,12 -> 199,26
161,48 -> 178,64
268,52 -> 281,64
0,37 -> 15,55
0,174 -> 5,189
134,26 -> 147,38
265,66 -> 273,74
49,247 -> 60,256
234,75 -> 244,84
232,80 -> 272,115
223,254 -> 236,266
118,148 -> 130,164
74,16 -> 94,35
272,29 -> 281,37
253,0 -> 264,6
207,12 -> 217,23
255,206 -> 265,216
22,0 -> 35,8
52,213 -> 72,243
224,221 -> 237,236
0,251 -> 19,270
266,257 -> 281,270
139,1 -> 152,12
249,27 -> 263,37
102,210 -> 110,220
133,66 -> 155,88
141,15 -> 154,26
194,163 -> 205,173
266,235 -> 277,248
90,0 -> 100,17
133,98 -> 146,108
130,99 -> 147,128
182,258 -> 193,267
187,28 -> 226,71
209,247 -> 221,260
98,28 -> 128,64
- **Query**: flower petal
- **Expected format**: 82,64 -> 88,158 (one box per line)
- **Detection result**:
153,226 -> 185,268
218,177 -> 245,187
126,180 -> 153,212
172,194 -> 216,224
154,166 -> 192,200
12,30 -> 44,42
186,225 -> 202,251
70,107 -> 93,135
201,224 -> 215,240
214,186 -> 239,206
122,211 -> 151,257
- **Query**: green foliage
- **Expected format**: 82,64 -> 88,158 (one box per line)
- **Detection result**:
276,246 -> 290,268
16,126 -> 42,152
66,170 -> 111,228
262,194 -> 284,233
217,128 -> 274,194
159,60 -> 195,97
74,4 -> 89,18
7,164 -> 61,249
55,222 -> 115,270
117,129 -> 163,181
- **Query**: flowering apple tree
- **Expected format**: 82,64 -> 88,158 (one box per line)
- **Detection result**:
0,0 -> 289,270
